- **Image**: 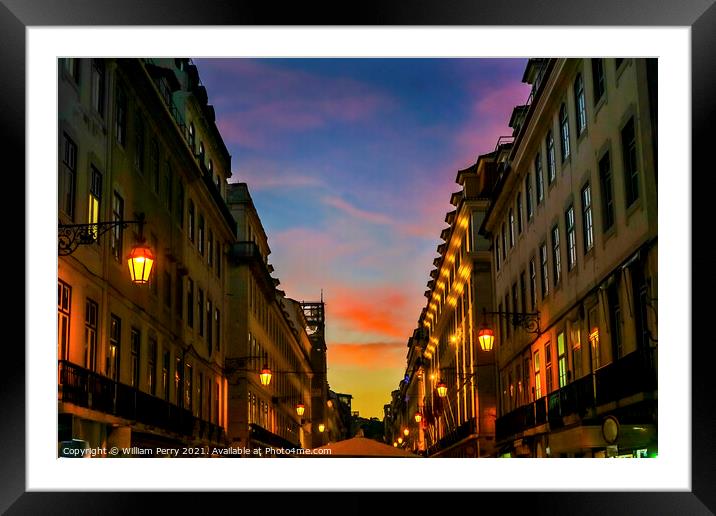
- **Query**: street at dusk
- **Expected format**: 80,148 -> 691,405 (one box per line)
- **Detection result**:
57,57 -> 657,458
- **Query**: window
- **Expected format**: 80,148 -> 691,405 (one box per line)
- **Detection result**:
188,123 -> 196,154
58,281 -> 71,361
533,350 -> 542,399
546,131 -> 556,184
574,73 -> 587,136
175,357 -> 182,405
107,315 -> 121,381
87,166 -> 102,240
551,225 -> 561,287
175,271 -> 183,319
207,298 -> 213,353
565,206 -> 576,271
581,184 -> 594,253
529,258 -> 537,311
516,193 -> 523,235
111,192 -> 124,262
621,117 -> 639,207
177,180 -> 185,228
504,293 -> 511,339
185,363 -> 193,410
148,337 -> 157,396
188,200 -> 195,242
571,326 -> 583,379
162,349 -> 170,401
508,209 -> 515,248
198,288 -> 204,337
60,133 -> 77,219
115,82 -> 127,146
539,243 -> 549,298
607,281 -> 623,359
545,342 -> 553,393
559,103 -> 570,162
164,161 -> 172,211
199,141 -> 205,166
64,58 -> 80,83
535,153 -> 544,204
130,328 -> 140,388
599,152 -> 615,231
135,113 -> 145,173
589,310 -> 601,371
187,278 -> 194,328
84,299 -> 99,372
525,173 -> 534,221
151,139 -> 161,192
557,332 -> 568,387
216,241 -> 222,278
208,230 -> 214,268
198,372 -> 204,419
520,271 -> 527,314
500,224 -> 506,260
198,214 -> 205,255
494,237 -> 501,272
215,308 -> 221,351
592,58 -> 606,104
511,284 -> 518,331
163,270 -> 171,308
91,59 -> 105,116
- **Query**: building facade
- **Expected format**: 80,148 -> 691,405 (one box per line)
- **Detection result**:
481,58 -> 658,458
58,58 -> 234,453
225,182 -> 315,451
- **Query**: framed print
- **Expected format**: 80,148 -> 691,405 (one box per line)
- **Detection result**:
3,0 -> 714,513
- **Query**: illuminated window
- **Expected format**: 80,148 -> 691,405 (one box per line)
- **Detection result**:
87,166 -> 102,240
175,357 -> 182,405
533,350 -> 542,399
58,281 -> 71,361
544,341 -> 553,393
589,326 -> 601,371
60,133 -> 77,220
84,299 -> 99,372
558,332 -> 568,387
571,327 -> 583,379
107,315 -> 121,381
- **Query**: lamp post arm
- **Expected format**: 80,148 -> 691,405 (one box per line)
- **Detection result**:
58,216 -> 146,256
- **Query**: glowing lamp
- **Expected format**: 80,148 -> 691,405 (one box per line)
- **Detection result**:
397,437 -> 403,444
295,403 -> 305,417
259,366 -> 272,386
318,423 -> 326,433
436,380 -> 448,398
127,243 -> 155,284
478,328 -> 495,352
414,412 -> 423,423
327,400 -> 333,408
393,442 -> 398,447
403,428 -> 409,437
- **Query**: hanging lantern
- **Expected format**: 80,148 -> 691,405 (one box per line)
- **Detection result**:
478,327 -> 495,352
414,412 -> 423,423
296,403 -> 305,417
436,380 -> 448,398
397,437 -> 403,444
259,366 -> 272,386
318,423 -> 326,433
403,428 -> 409,437
393,442 -> 398,448
127,242 -> 155,284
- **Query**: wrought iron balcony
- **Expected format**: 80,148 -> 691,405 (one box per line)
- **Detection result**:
58,360 -> 224,444
495,350 -> 656,442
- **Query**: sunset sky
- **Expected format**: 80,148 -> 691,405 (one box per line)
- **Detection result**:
193,58 -> 531,418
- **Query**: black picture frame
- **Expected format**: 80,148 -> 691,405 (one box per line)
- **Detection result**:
3,1 -> 713,513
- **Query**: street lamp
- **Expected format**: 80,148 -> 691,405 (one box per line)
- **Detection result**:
318,423 -> 326,433
477,327 -> 496,352
59,213 -> 155,285
481,307 -> 541,338
397,437 -> 403,444
259,366 -> 272,386
296,403 -> 305,417
403,428 -> 409,437
414,412 -> 423,423
436,380 -> 448,398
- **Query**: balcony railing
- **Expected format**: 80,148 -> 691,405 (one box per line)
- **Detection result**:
427,418 -> 477,456
59,360 -> 224,444
496,350 -> 656,442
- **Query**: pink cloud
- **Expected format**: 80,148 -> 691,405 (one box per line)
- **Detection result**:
328,342 -> 406,369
